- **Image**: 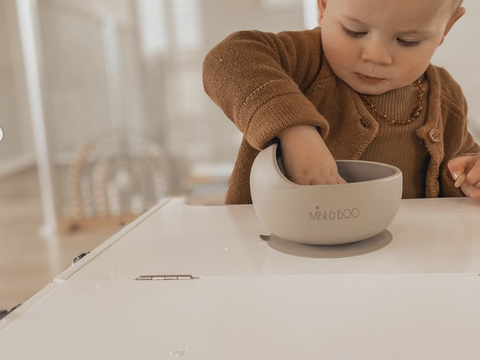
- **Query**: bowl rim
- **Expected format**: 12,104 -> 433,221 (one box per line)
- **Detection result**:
269,143 -> 403,188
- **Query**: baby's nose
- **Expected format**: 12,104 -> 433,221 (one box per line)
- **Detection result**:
361,41 -> 393,66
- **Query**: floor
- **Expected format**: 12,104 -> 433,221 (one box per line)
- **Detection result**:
0,167 -> 123,311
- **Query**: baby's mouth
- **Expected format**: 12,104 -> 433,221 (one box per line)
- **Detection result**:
356,73 -> 384,84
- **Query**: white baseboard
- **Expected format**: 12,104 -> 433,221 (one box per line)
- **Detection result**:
0,154 -> 36,178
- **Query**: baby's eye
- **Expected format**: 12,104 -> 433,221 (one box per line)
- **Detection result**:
397,38 -> 421,47
342,26 -> 367,38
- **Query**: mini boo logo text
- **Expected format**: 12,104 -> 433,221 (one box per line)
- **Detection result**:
310,206 -> 360,221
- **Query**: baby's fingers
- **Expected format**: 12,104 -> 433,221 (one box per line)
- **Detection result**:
448,155 -> 480,187
470,189 -> 480,201
450,155 -> 480,200
464,163 -> 480,188
448,156 -> 470,183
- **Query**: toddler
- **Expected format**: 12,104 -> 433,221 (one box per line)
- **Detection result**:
203,0 -> 480,204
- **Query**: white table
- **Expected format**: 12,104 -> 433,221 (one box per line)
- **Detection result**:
1,198 -> 480,359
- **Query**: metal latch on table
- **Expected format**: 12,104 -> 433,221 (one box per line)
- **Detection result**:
135,275 -> 199,281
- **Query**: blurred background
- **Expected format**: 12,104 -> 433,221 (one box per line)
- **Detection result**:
1,0 -> 479,311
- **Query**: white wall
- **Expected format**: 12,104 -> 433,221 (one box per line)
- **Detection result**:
432,0 -> 480,136
0,0 -> 35,177
38,0 -> 145,162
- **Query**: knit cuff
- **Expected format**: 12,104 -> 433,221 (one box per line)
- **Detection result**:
244,93 -> 329,150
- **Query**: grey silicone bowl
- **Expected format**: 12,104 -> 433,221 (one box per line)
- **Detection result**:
250,143 -> 403,245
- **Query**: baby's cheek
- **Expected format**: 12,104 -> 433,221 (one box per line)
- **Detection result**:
401,59 -> 428,82
323,33 -> 353,59
328,37 -> 353,57
406,51 -> 432,75
325,44 -> 354,69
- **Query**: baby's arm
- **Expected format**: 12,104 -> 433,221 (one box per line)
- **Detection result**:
203,30 -> 343,185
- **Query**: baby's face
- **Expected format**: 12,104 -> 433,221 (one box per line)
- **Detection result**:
318,0 -> 460,95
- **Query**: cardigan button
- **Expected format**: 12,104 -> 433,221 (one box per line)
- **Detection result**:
428,129 -> 442,143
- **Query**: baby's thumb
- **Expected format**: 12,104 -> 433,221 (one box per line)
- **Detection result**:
447,157 -> 468,181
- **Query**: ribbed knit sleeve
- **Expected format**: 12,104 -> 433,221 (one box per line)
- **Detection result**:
456,98 -> 480,156
203,29 -> 330,150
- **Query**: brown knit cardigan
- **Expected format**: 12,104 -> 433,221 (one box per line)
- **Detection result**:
203,27 -> 480,204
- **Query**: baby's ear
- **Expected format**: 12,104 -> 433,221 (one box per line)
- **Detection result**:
439,7 -> 466,45
317,0 -> 327,25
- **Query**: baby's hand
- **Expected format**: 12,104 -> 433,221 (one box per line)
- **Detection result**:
277,125 -> 346,185
448,154 -> 480,200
